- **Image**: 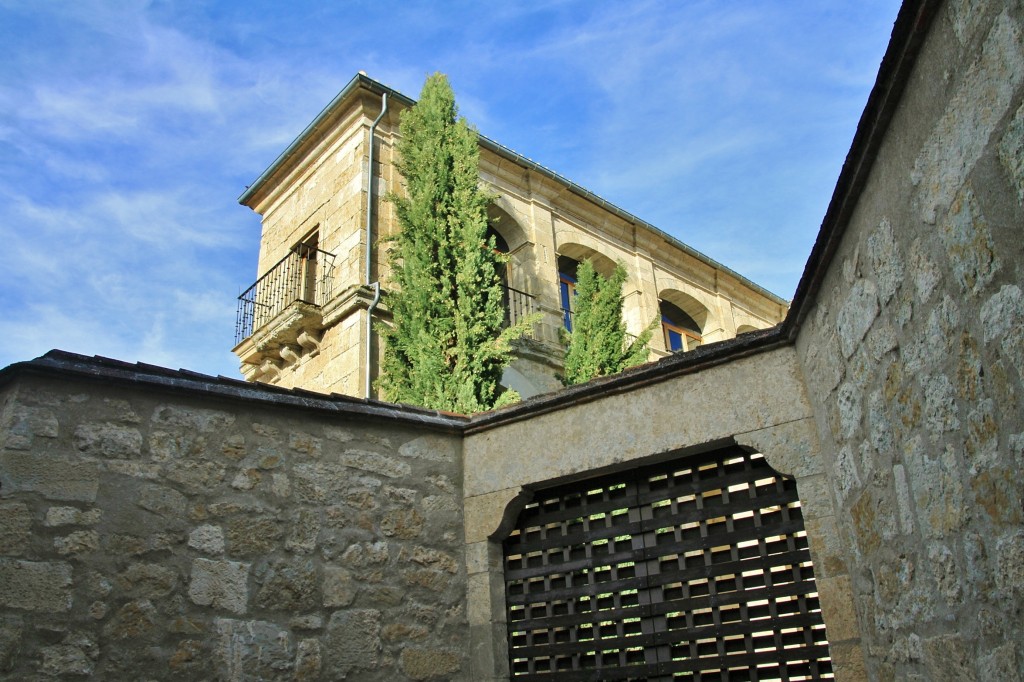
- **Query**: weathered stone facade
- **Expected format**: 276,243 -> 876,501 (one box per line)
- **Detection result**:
1,0 -> 1022,680
794,2 -> 1024,678
232,73 -> 788,400
0,369 -> 468,680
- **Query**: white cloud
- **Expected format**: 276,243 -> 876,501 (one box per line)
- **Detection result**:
0,0 -> 902,375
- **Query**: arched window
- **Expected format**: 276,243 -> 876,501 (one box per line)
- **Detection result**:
557,255 -> 579,331
660,300 -> 702,352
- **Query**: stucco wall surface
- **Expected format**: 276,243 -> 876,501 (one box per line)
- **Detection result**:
464,347 -> 813,500
462,346 -> 867,679
0,375 -> 468,681
795,2 -> 1024,679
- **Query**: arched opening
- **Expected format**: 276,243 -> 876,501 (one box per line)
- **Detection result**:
659,289 -> 711,351
502,445 -> 832,678
556,244 -> 619,332
660,299 -> 702,352
486,209 -> 537,334
736,324 -> 759,335
487,203 -> 528,252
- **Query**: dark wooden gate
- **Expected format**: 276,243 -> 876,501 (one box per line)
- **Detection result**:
503,446 -> 832,681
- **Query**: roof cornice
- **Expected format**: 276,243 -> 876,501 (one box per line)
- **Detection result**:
238,72 -> 787,305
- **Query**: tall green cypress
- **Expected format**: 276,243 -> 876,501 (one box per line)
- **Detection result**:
377,73 -> 531,412
561,260 -> 655,385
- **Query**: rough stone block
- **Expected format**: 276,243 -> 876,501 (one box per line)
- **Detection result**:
41,644 -> 94,676
215,618 -> 294,681
43,506 -> 102,527
285,509 -> 320,554
400,647 -> 461,680
189,558 -> 250,614
0,451 -> 99,502
399,434 -> 458,461
866,218 -> 904,305
0,616 -> 22,673
322,566 -> 357,607
381,507 -> 424,539
164,460 -> 227,491
995,529 -> 1024,596
102,599 -> 159,641
136,483 -> 188,518
288,431 -> 321,456
54,530 -> 99,556
923,374 -> 960,438
892,464 -> 915,535
978,642 -> 1020,681
940,185 -> 1000,296
152,404 -> 235,433
828,641 -> 868,682
0,502 -> 31,555
999,101 -> 1024,205
225,516 -> 282,556
735,418 -> 823,478
816,575 -> 859,643
0,559 -> 72,612
116,562 -> 178,599
837,279 -> 879,359
464,488 -> 521,545
325,609 -> 380,676
189,524 -> 225,554
912,11 -> 1024,224
2,405 -> 59,450
73,421 -> 143,458
294,638 -> 321,681
980,284 -> 1023,345
804,516 -> 847,578
254,558 -> 317,611
339,449 -> 411,478
922,633 -> 977,682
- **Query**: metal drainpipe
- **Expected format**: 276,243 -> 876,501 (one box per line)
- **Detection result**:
365,93 -> 388,400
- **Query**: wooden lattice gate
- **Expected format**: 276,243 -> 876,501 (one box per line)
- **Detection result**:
503,446 -> 832,681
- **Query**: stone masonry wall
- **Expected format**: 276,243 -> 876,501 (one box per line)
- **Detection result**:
0,374 -> 468,681
795,2 -> 1024,679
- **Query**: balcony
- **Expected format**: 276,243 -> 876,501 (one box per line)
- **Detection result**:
235,245 -> 336,345
503,285 -> 539,337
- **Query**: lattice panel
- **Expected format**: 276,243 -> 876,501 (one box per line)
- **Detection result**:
504,446 -> 832,681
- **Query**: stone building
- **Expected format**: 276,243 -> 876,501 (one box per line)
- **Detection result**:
230,72 -> 788,399
1,0 -> 1022,679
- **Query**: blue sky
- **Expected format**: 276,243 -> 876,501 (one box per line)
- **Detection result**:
0,0 -> 902,377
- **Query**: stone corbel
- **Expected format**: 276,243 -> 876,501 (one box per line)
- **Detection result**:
297,330 -> 322,357
258,359 -> 282,382
279,346 -> 301,366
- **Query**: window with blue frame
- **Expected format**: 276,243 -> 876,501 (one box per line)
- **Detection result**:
557,256 -> 579,331
660,300 -> 701,352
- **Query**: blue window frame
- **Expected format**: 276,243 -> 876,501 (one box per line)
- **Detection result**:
559,274 -> 576,331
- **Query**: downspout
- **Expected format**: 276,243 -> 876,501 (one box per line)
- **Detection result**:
365,93 -> 388,400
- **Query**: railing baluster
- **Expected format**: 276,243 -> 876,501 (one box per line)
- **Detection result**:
235,247 -> 337,345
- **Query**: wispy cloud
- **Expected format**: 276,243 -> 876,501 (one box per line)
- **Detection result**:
0,0 -> 902,373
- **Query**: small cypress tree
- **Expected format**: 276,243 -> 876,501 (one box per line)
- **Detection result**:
377,73 -> 532,412
561,260 -> 655,385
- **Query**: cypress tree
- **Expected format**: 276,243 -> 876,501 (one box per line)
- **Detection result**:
377,73 -> 532,412
561,260 -> 655,385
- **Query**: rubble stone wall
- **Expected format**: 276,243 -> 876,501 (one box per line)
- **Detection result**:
795,2 -> 1024,679
0,375 -> 468,681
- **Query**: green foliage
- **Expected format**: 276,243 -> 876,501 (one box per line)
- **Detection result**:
376,73 -> 533,413
561,260 -> 656,385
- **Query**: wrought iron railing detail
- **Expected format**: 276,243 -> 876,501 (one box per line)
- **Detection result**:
235,246 -> 336,345
503,286 -> 539,335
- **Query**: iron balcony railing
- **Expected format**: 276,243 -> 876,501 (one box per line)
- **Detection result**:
235,245 -> 336,345
503,285 -> 539,335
